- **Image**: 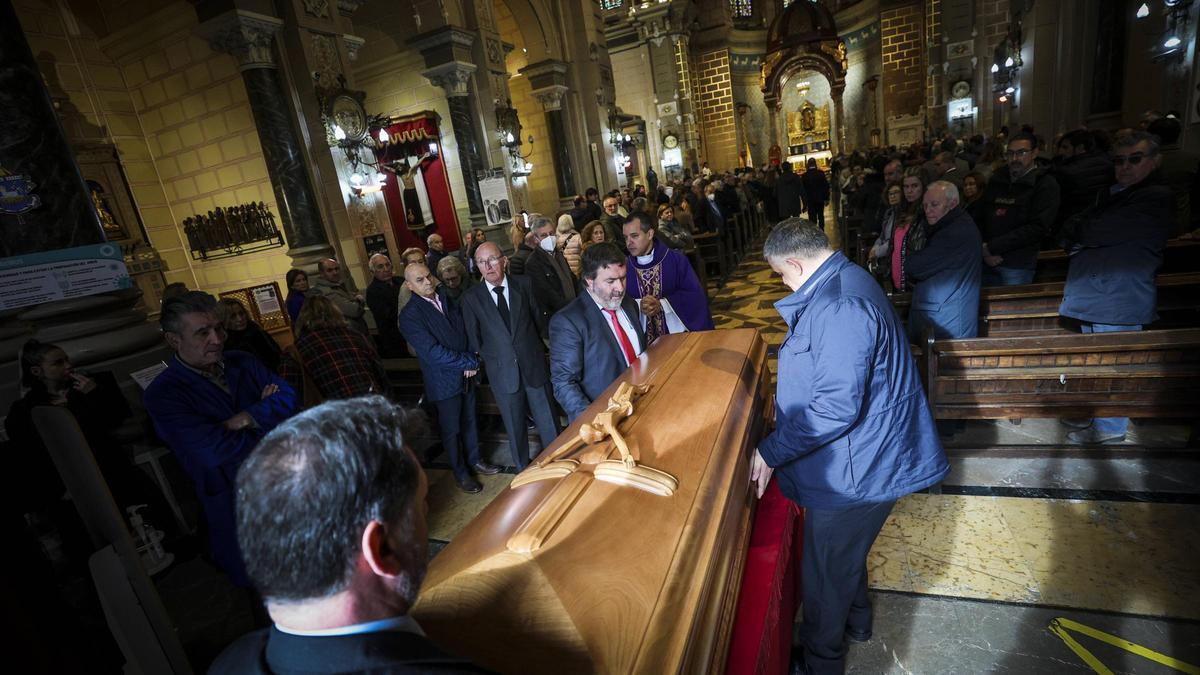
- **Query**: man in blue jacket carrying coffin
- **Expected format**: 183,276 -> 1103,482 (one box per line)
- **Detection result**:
749,218 -> 949,675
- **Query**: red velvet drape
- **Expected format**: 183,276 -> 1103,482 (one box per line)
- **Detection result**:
725,479 -> 804,675
375,114 -> 463,253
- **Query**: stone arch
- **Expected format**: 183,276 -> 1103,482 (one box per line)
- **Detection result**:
761,0 -> 848,153
496,0 -> 563,63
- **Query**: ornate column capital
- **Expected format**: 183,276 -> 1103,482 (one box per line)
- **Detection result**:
410,26 -> 477,66
519,59 -> 569,87
422,61 -> 477,98
196,10 -> 284,71
342,34 -> 366,62
337,0 -> 368,17
531,84 -> 570,112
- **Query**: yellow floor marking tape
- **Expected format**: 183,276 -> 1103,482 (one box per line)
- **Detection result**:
1049,617 -> 1200,675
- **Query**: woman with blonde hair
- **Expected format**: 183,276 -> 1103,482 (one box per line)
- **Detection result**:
557,213 -> 583,275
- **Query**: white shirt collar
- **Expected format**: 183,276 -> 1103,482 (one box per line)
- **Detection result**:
274,614 -> 424,638
484,275 -> 509,294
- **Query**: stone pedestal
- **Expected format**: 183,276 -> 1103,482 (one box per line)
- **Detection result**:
197,9 -> 334,263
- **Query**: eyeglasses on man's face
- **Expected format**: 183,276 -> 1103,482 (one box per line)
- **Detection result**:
1005,148 -> 1032,159
476,256 -> 503,268
1112,153 -> 1147,166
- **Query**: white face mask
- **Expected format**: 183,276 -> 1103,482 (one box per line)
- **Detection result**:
539,234 -> 557,252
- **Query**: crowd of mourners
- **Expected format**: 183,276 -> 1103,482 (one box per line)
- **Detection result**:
10,107 -> 1197,673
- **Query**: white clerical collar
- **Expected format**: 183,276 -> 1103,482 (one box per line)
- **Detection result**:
636,250 -> 655,265
275,614 -> 424,637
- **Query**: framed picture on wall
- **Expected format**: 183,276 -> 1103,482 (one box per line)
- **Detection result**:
219,282 -> 290,332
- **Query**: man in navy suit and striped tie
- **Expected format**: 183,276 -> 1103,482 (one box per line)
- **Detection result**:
399,263 -> 500,493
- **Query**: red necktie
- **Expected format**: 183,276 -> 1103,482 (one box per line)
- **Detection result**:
604,308 -> 638,364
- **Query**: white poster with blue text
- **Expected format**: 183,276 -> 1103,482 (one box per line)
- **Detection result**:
0,243 -> 131,311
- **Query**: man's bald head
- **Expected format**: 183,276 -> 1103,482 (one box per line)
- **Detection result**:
474,241 -> 506,285
317,258 -> 341,283
403,263 -> 437,299
369,253 -> 394,282
923,181 -> 960,225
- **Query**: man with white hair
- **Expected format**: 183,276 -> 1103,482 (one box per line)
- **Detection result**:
750,219 -> 947,675
904,180 -> 982,343
364,253 -> 405,357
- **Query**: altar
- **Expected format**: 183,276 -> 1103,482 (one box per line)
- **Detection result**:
413,328 -> 801,674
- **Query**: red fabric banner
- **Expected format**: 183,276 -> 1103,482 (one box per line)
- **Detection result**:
375,115 -> 462,254
725,479 -> 804,675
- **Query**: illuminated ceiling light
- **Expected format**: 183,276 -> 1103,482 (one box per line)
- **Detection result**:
505,132 -> 515,144
349,172 -> 363,185
428,141 -> 438,154
1136,3 -> 1150,18
1004,57 -> 1015,68
990,63 -> 999,73
1005,86 -> 1016,94
524,162 -> 534,173
333,125 -> 347,141
998,95 -> 1009,103
377,128 -> 389,143
1164,35 -> 1182,48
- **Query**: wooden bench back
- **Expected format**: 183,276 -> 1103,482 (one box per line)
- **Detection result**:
921,328 -> 1200,419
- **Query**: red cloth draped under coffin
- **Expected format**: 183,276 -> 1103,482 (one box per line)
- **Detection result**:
726,478 -> 804,675
374,114 -> 462,253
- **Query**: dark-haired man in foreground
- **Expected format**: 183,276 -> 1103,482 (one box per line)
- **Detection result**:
210,396 -> 480,674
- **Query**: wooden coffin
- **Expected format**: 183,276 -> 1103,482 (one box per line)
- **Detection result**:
412,328 -> 771,675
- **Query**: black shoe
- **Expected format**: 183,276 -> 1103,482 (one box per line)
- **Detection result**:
472,461 -> 501,476
845,626 -> 872,643
455,476 -> 483,493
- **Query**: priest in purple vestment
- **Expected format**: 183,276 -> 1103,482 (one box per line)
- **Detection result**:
622,211 -> 715,344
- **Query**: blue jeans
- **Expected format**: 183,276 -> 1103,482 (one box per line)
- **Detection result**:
982,265 -> 1036,286
1081,322 -> 1142,435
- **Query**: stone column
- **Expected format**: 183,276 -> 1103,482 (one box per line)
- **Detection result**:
412,27 -> 485,220
197,10 -> 333,266
0,0 -> 103,256
524,60 -> 576,199
543,104 -> 577,199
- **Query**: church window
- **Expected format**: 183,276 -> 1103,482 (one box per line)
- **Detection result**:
731,0 -> 753,17
601,0 -> 623,10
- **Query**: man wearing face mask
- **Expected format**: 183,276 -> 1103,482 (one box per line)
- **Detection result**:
549,243 -> 647,421
524,213 -> 579,322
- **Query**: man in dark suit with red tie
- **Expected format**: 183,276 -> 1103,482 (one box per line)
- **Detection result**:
461,242 -> 560,469
398,263 -> 500,493
549,243 -> 647,421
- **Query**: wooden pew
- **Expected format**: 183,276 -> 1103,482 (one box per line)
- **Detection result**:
889,272 -> 1200,337
694,231 -> 729,287
1033,238 -> 1200,282
920,328 -> 1200,423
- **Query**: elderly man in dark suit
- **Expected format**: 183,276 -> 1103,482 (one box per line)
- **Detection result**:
210,397 -> 481,674
398,263 -> 499,493
524,213 -> 579,321
461,242 -> 560,469
549,243 -> 647,421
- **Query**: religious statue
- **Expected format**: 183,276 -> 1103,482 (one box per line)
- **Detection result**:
383,151 -> 434,232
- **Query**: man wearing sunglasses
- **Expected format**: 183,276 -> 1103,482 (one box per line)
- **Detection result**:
1059,131 -> 1172,445
976,132 -> 1061,286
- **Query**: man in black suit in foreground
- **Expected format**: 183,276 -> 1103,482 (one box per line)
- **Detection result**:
461,242 -> 560,469
549,243 -> 647,421
210,397 -> 480,674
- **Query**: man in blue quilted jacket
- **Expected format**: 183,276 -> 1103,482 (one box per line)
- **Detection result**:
750,218 -> 949,675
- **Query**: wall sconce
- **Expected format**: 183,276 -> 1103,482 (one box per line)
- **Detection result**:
1150,0 -> 1194,61
990,27 -> 1022,103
